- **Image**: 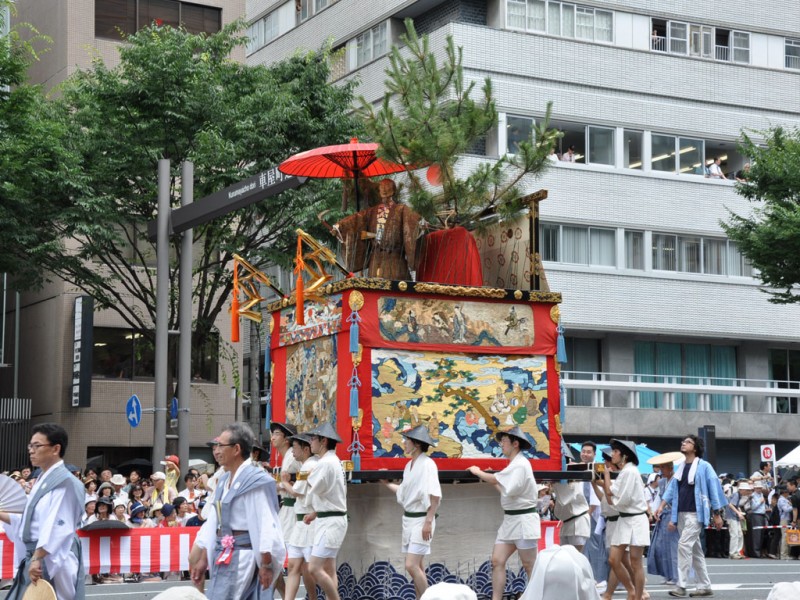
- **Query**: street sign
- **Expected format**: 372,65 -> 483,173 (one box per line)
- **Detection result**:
170,397 -> 178,420
761,444 -> 776,462
146,166 -> 306,240
126,395 -> 142,428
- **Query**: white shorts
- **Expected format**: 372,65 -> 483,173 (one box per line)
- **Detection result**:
403,541 -> 431,556
287,544 -> 312,562
610,513 -> 650,548
495,538 -> 539,550
311,541 -> 339,559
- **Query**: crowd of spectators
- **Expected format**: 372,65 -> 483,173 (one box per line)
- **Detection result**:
2,454 -> 215,585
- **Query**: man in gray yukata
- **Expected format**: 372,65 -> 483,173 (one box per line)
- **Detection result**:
189,422 -> 284,600
0,423 -> 85,600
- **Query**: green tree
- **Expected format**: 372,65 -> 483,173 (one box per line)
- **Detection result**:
0,1 -> 73,281
358,19 -> 560,228
722,127 -> 800,303
25,23 -> 359,348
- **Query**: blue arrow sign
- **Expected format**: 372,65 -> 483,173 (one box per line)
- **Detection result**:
126,394 -> 142,428
170,397 -> 178,420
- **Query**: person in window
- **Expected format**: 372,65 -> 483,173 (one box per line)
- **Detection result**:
734,163 -> 751,182
561,145 -> 577,162
708,157 -> 726,179
547,146 -> 560,163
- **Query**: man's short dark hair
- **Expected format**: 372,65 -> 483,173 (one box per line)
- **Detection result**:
184,473 -> 197,483
760,461 -> 771,470
581,441 -> 597,452
224,422 -> 255,459
32,423 -> 68,458
685,434 -> 704,458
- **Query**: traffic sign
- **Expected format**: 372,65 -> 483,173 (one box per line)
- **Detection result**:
170,397 -> 178,419
126,395 -> 142,428
761,444 -> 776,462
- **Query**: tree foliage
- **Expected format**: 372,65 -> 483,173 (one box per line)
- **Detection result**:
0,1 -> 70,280
22,22 -> 359,343
722,127 -> 800,303
358,19 -> 560,228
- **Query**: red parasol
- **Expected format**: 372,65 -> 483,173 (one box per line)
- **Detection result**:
278,137 -> 410,211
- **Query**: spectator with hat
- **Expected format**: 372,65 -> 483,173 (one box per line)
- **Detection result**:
150,471 -> 177,506
468,425 -> 540,600
111,498 -> 129,525
270,422 -> 301,600
600,439 -> 649,600
777,485 -> 794,559
724,481 -> 746,559
304,422 -> 348,600
281,432 -> 320,600
111,473 -> 129,503
382,425 -> 442,599
746,480 -> 768,557
161,455 -> 182,498
649,452 -> 683,584
97,481 -> 115,500
659,434 -> 726,598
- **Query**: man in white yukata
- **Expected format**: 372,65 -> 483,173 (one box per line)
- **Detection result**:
280,432 -> 319,600
189,422 -> 284,600
601,438 -> 650,600
382,425 -> 442,599
0,423 -> 85,600
271,421 -> 300,599
304,422 -> 348,600
468,425 -> 540,600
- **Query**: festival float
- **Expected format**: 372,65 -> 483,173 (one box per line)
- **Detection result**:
228,140 -> 576,596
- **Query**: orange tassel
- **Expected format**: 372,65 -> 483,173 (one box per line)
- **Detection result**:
231,260 -> 240,343
294,236 -> 305,325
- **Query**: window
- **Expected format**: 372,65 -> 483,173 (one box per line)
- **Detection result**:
541,223 -> 560,261
651,134 -> 676,173
731,31 -> 750,63
507,116 -> 534,154
587,126 -> 614,166
356,21 -> 389,67
668,21 -> 687,54
92,327 -> 219,382
95,0 -> 221,40
726,241 -> 752,277
635,342 -> 737,410
652,233 -> 676,271
564,337 -> 600,406
506,1 -> 610,41
542,224 -> 616,266
689,24 -> 713,58
95,0 -> 136,38
679,137 -> 704,175
623,130 -> 643,169
703,239 -> 726,275
625,231 -> 644,270
769,349 -> 800,414
651,134 -> 705,174
786,39 -> 800,70
247,11 -> 278,54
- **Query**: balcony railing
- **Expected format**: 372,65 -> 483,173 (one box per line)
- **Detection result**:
786,54 -> 800,70
715,45 -> 730,61
561,371 -> 800,414
651,36 -> 667,52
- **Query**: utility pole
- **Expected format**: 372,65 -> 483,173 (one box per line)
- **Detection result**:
177,161 -> 193,476
152,159 -> 170,467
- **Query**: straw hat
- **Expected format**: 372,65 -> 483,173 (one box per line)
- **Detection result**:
401,425 -> 437,448
21,579 -> 57,600
647,451 -> 684,466
270,422 -> 298,437
306,422 -> 342,443
289,432 -> 313,445
609,438 -> 638,465
110,474 -> 126,486
495,425 -> 532,451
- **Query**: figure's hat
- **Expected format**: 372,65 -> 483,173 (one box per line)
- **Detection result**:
306,422 -> 342,443
270,422 -> 298,437
495,425 -> 532,451
609,438 -> 638,465
522,545 -> 598,600
401,425 -> 438,448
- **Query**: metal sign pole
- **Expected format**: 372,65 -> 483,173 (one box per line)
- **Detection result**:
152,159 -> 170,467
178,161 -> 193,476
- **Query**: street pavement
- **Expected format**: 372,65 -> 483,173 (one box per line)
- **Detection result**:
1,558 -> 798,599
